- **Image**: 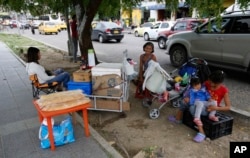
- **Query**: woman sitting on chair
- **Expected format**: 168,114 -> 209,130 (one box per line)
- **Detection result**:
26,47 -> 70,90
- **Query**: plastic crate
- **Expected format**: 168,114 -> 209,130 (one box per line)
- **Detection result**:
182,110 -> 233,140
67,81 -> 92,95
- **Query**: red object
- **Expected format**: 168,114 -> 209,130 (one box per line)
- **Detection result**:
33,100 -> 91,151
135,82 -> 151,99
70,19 -> 78,38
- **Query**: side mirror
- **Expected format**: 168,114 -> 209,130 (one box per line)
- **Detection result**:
171,26 -> 174,31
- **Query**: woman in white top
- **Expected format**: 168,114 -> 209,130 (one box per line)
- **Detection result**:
26,47 -> 70,90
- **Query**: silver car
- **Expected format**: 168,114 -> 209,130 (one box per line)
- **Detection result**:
166,13 -> 250,73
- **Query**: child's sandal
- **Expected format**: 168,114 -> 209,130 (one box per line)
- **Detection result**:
168,115 -> 181,124
193,132 -> 206,143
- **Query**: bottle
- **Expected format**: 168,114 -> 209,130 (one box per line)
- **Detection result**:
88,49 -> 95,68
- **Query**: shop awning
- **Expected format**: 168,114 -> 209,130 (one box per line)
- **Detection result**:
147,2 -> 189,10
147,4 -> 166,10
178,2 -> 189,8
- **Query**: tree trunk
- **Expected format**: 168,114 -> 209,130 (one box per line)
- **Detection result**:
74,0 -> 103,65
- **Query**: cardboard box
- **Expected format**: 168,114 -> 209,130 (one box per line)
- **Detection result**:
90,99 -> 130,111
73,69 -> 91,82
92,74 -> 122,97
91,63 -> 122,77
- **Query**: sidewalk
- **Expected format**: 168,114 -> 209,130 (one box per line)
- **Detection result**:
0,41 -> 123,158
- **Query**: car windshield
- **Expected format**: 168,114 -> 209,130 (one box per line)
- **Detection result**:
141,22 -> 153,27
199,18 -> 231,33
45,22 -> 55,26
152,23 -> 161,29
190,21 -> 203,29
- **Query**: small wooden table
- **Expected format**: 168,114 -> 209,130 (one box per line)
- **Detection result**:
33,100 -> 91,151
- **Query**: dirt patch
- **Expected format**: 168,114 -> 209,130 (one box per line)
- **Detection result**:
26,46 -> 250,158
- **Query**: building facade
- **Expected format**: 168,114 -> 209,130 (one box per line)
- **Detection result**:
122,0 -> 235,27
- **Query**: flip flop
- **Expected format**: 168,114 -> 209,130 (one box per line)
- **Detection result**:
193,133 -> 206,143
168,115 -> 181,124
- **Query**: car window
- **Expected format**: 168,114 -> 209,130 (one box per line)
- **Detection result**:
199,18 -> 231,33
95,23 -> 102,29
174,22 -> 187,31
105,22 -> 119,28
142,22 -> 153,27
153,23 -> 160,29
231,17 -> 250,34
160,22 -> 170,28
189,21 -> 203,29
47,22 -> 55,26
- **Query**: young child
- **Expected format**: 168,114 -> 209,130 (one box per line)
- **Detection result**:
138,42 -> 157,83
168,70 -> 231,143
186,77 -> 218,127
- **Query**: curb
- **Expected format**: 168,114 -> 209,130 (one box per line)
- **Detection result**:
75,114 -> 123,158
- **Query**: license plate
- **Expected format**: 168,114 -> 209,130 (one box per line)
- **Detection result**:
114,30 -> 119,34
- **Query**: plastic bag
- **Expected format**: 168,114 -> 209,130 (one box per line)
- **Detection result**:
39,116 -> 75,149
145,70 -> 166,94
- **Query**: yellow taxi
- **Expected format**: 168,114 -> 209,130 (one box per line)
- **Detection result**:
55,22 -> 61,32
59,22 -> 67,30
38,21 -> 58,35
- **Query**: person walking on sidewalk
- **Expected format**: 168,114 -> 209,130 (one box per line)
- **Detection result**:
70,14 -> 78,63
30,20 -> 35,34
25,47 -> 70,90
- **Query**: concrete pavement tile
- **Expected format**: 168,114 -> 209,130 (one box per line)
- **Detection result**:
18,105 -> 37,120
0,108 -> 22,126
21,152 -> 42,158
0,96 -> 18,111
2,130 -> 36,158
13,89 -> 33,98
13,92 -> 33,104
0,118 -> 33,136
0,137 -> 3,158
0,81 -> 12,97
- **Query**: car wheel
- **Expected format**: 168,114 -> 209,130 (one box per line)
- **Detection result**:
169,45 -> 187,67
99,35 -> 104,43
116,39 -> 121,42
134,31 -> 139,37
158,38 -> 166,49
144,33 -> 149,41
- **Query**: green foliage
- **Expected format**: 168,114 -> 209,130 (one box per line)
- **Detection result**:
185,0 -> 224,18
142,145 -> 158,158
238,0 -> 250,9
1,0 -> 250,17
164,0 -> 179,12
98,0 -> 120,19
